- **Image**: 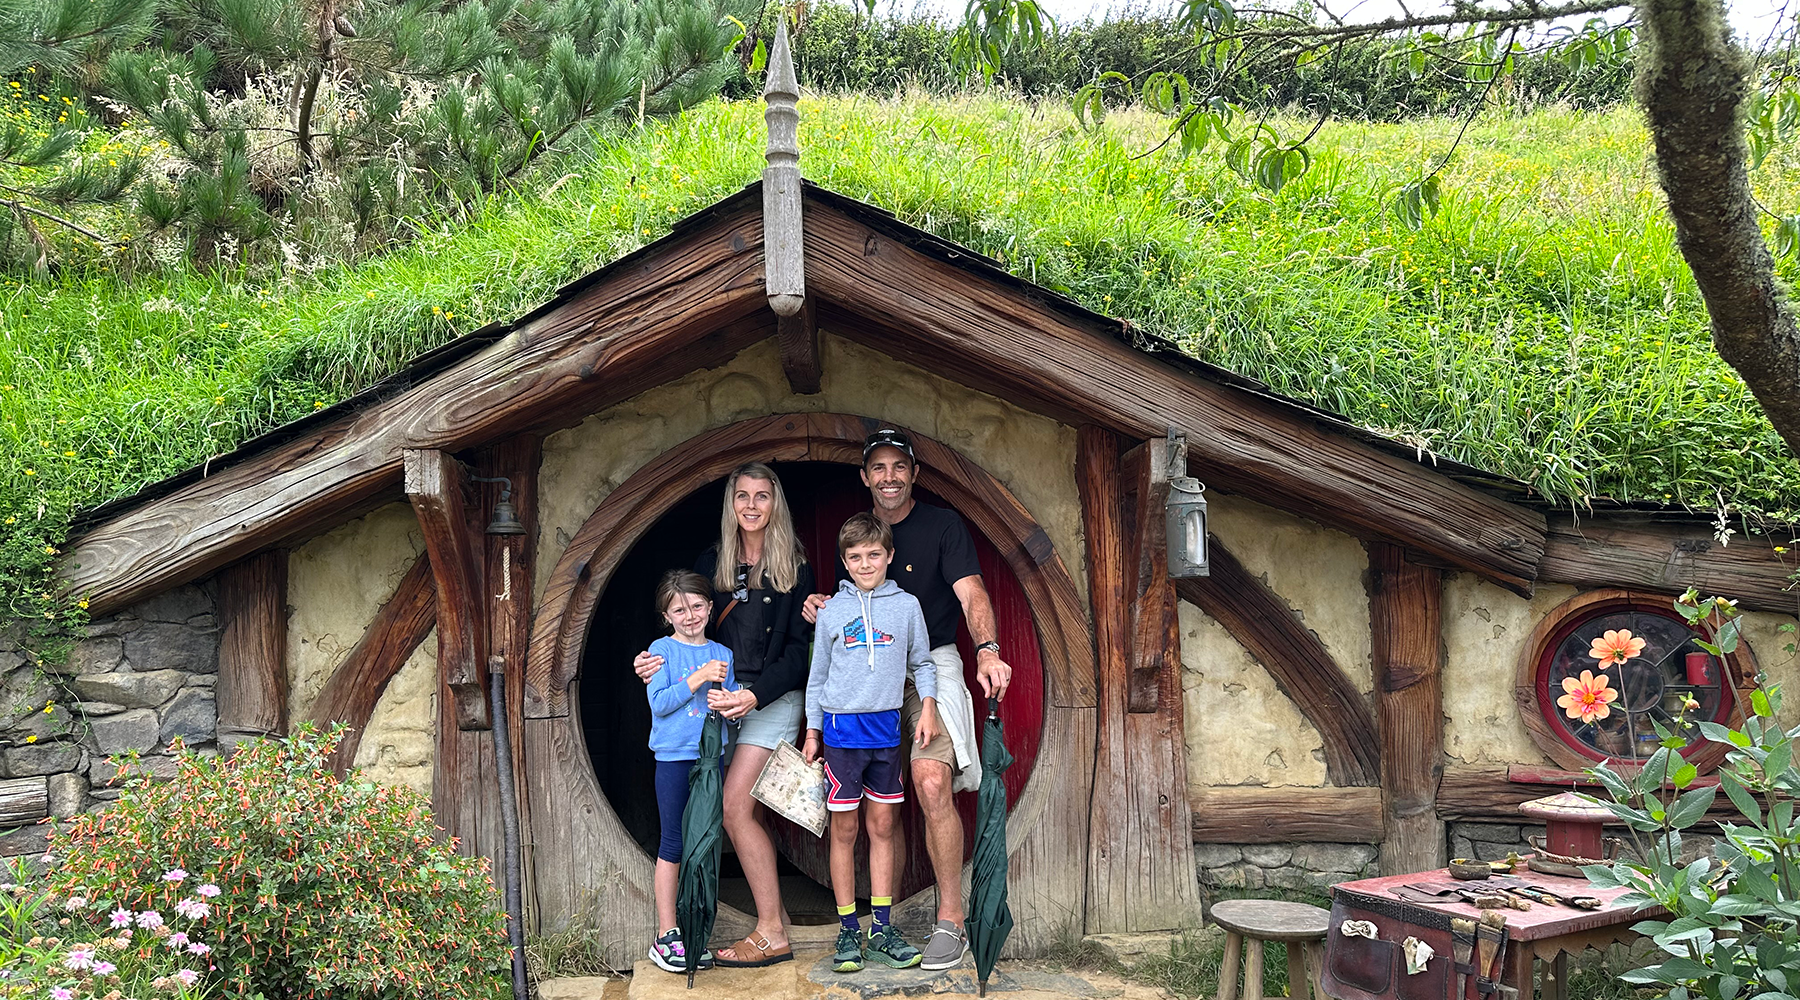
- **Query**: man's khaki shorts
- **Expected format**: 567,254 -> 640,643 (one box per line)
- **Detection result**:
900,644 -> 962,770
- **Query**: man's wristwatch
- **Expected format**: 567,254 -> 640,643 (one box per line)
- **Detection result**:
975,640 -> 1002,657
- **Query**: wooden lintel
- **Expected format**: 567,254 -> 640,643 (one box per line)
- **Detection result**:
1540,516 -> 1799,614
1369,541 -> 1446,874
307,554 -> 437,775
1191,786 -> 1386,844
61,198 -> 768,617
804,198 -> 1547,594
1079,425 -> 1201,934
1176,548 -> 1382,787
776,298 -> 821,394
1121,434 -> 1184,714
216,550 -> 289,742
405,448 -> 490,731
1437,764 -> 1748,825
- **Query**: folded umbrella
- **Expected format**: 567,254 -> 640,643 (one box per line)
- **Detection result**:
676,687 -> 726,989
967,697 -> 1015,997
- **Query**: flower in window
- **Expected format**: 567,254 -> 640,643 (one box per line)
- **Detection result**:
1558,669 -> 1618,724
1589,629 -> 1647,667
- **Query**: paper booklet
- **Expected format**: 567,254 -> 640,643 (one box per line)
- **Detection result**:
750,739 -> 829,838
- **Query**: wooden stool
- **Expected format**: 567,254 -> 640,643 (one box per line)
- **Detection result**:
1210,898 -> 1331,1000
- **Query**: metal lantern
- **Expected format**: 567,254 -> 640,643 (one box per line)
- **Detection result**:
1166,476 -> 1209,578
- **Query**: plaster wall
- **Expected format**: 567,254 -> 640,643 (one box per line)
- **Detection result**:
1744,610 -> 1800,698
285,503 -> 435,793
1441,573 -> 1576,767
536,333 -> 1087,606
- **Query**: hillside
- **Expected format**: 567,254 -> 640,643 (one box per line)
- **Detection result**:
3,92 -> 1797,621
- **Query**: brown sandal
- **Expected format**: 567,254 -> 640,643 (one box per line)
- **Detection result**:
713,934 -> 794,968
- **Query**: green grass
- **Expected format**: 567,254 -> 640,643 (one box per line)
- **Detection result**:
3,91 -> 1797,625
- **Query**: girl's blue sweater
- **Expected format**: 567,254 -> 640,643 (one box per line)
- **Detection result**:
645,635 -> 737,761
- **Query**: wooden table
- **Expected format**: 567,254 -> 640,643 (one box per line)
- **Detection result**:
1327,865 -> 1663,1000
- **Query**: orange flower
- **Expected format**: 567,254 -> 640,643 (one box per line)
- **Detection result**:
1589,629 -> 1647,666
1558,669 -> 1618,724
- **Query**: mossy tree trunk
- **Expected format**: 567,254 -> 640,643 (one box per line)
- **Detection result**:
1636,0 -> 1800,456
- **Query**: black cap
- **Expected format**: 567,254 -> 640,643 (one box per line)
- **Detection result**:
862,428 -> 915,464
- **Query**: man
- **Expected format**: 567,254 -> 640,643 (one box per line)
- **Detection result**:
805,427 -> 1014,972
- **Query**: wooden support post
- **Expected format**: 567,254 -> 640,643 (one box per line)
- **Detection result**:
776,298 -> 821,394
1078,425 -> 1202,934
1121,434 -> 1183,714
405,448 -> 490,732
1176,550 -> 1383,788
1369,541 -> 1446,874
478,438 -> 539,921
216,550 -> 289,747
307,554 -> 437,775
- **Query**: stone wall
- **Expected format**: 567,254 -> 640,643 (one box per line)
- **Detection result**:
0,584 -> 221,861
1195,842 -> 1381,895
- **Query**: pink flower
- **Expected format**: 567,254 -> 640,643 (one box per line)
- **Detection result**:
176,968 -> 200,985
187,941 -> 210,956
1589,629 -> 1648,667
135,910 -> 163,929
63,943 -> 95,970
174,898 -> 210,920
93,960 -> 116,975
166,931 -> 190,949
109,907 -> 133,928
62,895 -> 87,911
195,883 -> 220,898
1558,669 -> 1619,725
163,868 -> 188,884
51,988 -> 73,1000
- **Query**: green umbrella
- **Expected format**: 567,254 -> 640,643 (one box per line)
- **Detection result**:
968,696 -> 1016,997
676,687 -> 726,989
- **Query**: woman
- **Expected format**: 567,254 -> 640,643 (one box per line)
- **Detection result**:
633,462 -> 813,968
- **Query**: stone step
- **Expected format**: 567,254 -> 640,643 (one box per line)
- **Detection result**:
611,949 -> 1113,1000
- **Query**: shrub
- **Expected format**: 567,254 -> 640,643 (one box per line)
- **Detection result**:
1583,591 -> 1800,998
0,857 -> 211,1000
44,726 -> 509,1000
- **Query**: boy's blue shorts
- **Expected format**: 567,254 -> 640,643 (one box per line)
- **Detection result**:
822,743 -> 904,812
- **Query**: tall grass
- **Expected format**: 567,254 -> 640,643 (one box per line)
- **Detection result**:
1,92 -> 1796,626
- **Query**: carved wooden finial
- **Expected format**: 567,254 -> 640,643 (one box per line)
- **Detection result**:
762,15 -> 804,317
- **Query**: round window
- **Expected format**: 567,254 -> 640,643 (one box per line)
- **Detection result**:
1517,590 -> 1752,771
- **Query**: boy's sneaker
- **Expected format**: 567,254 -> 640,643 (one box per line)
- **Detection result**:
832,926 -> 865,973
648,928 -> 688,974
865,923 -> 923,969
919,920 -> 969,971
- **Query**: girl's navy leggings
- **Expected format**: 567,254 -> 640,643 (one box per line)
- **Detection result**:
654,757 -> 696,863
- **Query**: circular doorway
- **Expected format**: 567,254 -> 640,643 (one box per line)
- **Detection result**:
579,460 -> 1044,915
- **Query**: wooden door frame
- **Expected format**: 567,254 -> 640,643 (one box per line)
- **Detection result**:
521,411 -> 1095,957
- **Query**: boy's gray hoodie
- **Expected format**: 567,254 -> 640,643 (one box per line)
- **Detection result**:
806,578 -> 937,734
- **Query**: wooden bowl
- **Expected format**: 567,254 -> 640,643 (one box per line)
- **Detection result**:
1448,859 -> 1492,880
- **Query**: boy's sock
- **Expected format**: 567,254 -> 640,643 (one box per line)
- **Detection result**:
871,896 -> 893,929
839,903 -> 860,932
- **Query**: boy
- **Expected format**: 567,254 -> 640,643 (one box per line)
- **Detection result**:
803,512 -> 941,973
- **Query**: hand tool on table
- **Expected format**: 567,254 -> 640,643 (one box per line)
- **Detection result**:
1393,882 -> 1528,910
1475,911 -> 1508,995
1451,916 -> 1477,1000
1487,876 -> 1602,909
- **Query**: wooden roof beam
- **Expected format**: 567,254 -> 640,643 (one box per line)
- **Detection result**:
59,203 -> 769,616
803,199 -> 1548,593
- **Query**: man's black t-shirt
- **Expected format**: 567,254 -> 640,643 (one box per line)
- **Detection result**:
841,502 -> 981,649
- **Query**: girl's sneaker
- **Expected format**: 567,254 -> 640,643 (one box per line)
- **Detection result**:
649,928 -> 688,973
865,924 -> 922,969
832,926 -> 865,973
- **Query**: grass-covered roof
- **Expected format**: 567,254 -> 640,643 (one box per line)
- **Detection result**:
3,93 -> 1796,618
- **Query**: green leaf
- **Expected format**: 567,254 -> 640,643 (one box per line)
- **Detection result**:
749,38 -> 768,74
1754,689 -> 1772,718
1673,762 -> 1699,789
1721,773 -> 1765,826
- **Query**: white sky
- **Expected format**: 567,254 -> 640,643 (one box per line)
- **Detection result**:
893,0 -> 1796,45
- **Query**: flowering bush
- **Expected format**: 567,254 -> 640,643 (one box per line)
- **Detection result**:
0,858 -> 210,1000
43,726 -> 510,999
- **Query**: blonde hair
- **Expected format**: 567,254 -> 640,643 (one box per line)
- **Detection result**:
715,463 -> 806,594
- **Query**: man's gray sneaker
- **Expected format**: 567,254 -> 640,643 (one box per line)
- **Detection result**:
919,920 -> 969,971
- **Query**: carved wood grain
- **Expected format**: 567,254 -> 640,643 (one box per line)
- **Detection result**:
776,298 -> 820,394
405,448 -> 490,732
1540,516 -> 1798,614
1368,541 -> 1446,874
1190,786 -> 1386,844
216,550 -> 289,741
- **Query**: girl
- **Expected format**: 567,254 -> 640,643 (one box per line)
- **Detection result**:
645,568 -> 736,974
634,462 -> 814,967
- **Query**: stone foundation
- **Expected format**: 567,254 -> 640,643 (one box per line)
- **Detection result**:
0,582 -> 223,861
1447,821 -> 1546,862
1195,842 -> 1381,894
